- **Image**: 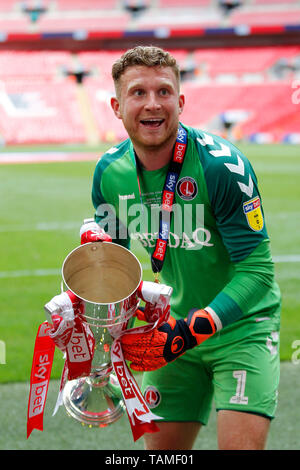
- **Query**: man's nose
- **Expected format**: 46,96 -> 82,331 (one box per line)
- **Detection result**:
144,92 -> 161,111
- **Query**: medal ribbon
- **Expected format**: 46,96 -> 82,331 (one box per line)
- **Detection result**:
135,125 -> 188,275
152,125 -> 188,273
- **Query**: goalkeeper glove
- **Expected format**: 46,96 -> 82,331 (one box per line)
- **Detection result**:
120,308 -> 217,371
80,219 -> 112,244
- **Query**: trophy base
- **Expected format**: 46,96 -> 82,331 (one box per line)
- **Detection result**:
63,374 -> 125,427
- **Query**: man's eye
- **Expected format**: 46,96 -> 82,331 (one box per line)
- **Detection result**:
160,89 -> 169,96
134,89 -> 144,96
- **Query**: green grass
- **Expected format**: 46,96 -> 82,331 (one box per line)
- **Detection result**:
237,143 -> 300,358
0,142 -> 111,153
0,143 -> 299,386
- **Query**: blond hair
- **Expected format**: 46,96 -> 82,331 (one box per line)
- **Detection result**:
112,46 -> 180,95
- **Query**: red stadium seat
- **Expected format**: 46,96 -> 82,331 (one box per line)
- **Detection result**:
0,76 -> 86,144
193,46 -> 300,77
36,13 -> 130,32
55,0 -> 118,10
0,0 -> 19,12
180,81 -> 299,142
230,8 -> 300,26
158,0 -> 212,6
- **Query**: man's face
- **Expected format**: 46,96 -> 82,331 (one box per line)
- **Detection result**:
111,65 -> 185,153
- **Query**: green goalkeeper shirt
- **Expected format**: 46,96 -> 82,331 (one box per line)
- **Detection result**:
91,123 -> 281,332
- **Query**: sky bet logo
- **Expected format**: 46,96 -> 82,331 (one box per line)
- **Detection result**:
165,172 -> 177,192
159,220 -> 170,240
174,127 -> 187,163
177,126 -> 187,143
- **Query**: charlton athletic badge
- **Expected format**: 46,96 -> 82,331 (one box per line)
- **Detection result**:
144,386 -> 161,409
176,176 -> 198,201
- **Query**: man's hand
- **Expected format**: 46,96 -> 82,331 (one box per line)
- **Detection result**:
136,280 -> 172,325
80,220 -> 112,244
44,290 -> 82,351
120,308 -> 217,371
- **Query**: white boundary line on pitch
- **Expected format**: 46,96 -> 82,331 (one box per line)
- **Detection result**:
0,264 -> 150,279
0,258 -> 299,279
0,152 -> 99,165
1,211 -> 300,233
0,221 -> 80,232
0,268 -> 61,278
273,255 -> 300,263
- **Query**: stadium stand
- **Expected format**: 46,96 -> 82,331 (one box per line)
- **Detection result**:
0,77 -> 86,144
0,0 -> 299,145
180,81 -> 299,142
35,14 -> 131,33
229,8 -> 300,26
1,1 -> 300,35
0,0 -> 19,12
0,50 -> 86,144
55,0 -> 118,9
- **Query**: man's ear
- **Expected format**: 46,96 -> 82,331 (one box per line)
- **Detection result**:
111,96 -> 122,119
178,94 -> 185,115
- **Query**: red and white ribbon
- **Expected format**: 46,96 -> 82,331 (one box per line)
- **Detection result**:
27,321 -> 55,438
27,313 -> 94,436
109,293 -> 171,442
111,335 -> 161,442
65,315 -> 94,381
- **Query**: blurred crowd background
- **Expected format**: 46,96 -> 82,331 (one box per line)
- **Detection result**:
0,0 -> 299,147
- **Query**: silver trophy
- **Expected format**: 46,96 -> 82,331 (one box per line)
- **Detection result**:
54,241 -> 142,427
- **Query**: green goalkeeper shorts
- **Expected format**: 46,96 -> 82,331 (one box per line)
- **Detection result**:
141,314 -> 280,424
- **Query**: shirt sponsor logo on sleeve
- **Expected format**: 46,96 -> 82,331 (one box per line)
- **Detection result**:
243,196 -> 264,231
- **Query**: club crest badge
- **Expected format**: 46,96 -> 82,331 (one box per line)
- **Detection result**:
176,176 -> 198,201
144,386 -> 161,409
243,196 -> 264,231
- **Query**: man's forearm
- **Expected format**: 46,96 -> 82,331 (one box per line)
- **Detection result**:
207,240 -> 274,328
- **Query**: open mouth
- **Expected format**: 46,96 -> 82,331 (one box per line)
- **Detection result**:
140,118 -> 165,128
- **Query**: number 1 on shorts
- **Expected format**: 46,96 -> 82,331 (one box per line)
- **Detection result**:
230,370 -> 249,405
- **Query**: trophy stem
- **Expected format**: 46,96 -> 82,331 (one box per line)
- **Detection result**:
63,372 -> 125,427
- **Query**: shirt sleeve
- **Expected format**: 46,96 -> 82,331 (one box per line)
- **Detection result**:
92,157 -> 130,249
207,239 -> 275,328
197,132 -> 268,263
196,132 -> 273,327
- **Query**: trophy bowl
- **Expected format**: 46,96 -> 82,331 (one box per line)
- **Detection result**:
61,241 -> 142,427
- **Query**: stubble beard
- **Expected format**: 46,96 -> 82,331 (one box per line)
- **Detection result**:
132,121 -> 179,159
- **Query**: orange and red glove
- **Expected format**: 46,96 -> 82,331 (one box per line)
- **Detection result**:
120,308 -> 217,371
80,219 -> 112,244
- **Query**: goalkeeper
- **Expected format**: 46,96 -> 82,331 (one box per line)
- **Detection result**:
88,46 -> 281,450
